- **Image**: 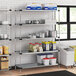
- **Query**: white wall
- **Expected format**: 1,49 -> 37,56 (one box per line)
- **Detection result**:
0,0 -> 76,9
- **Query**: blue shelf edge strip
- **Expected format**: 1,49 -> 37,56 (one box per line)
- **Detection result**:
26,7 -> 57,10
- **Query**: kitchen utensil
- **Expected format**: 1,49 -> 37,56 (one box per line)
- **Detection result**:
4,34 -> 8,39
49,30 -> 57,37
45,30 -> 49,37
25,20 -> 32,24
39,19 -> 45,24
39,32 -> 45,38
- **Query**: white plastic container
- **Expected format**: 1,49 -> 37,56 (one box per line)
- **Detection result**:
46,53 -> 54,58
43,58 -> 49,65
37,54 -> 46,64
49,57 -> 56,65
59,48 -> 74,66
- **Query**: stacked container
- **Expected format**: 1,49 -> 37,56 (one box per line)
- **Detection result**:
46,53 -> 54,58
49,57 -> 57,65
43,58 -> 49,65
37,54 -> 46,64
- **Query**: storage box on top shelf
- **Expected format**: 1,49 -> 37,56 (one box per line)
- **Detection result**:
26,3 -> 42,10
42,3 -> 57,10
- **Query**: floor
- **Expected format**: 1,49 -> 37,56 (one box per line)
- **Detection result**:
0,66 -> 76,76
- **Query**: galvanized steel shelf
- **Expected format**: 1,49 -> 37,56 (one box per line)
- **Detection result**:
16,63 -> 58,69
15,50 -> 58,55
0,55 -> 9,57
15,37 -> 55,40
15,10 -> 57,12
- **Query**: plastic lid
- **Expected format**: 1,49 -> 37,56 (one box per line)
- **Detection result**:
39,43 -> 42,45
42,41 -> 45,43
45,42 -> 50,44
49,41 -> 53,43
35,43 -> 39,44
32,44 -> 35,45
46,53 -> 52,55
43,58 -> 49,60
37,53 -> 46,56
52,41 -> 56,44
29,43 -> 32,44
49,57 -> 56,59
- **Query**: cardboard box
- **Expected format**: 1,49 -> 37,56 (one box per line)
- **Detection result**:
0,57 -> 9,70
0,61 -> 8,70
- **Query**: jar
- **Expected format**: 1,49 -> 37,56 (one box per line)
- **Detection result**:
32,44 -> 37,52
35,43 -> 39,50
38,43 -> 43,52
29,43 -> 32,52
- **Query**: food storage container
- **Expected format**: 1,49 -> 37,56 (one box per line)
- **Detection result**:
49,57 -> 56,65
32,44 -> 37,52
42,41 -> 50,51
49,41 -> 53,51
26,3 -> 42,10
43,58 -> 49,65
46,53 -> 54,58
37,54 -> 46,64
52,41 -> 56,50
42,3 -> 57,10
29,43 -> 32,52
